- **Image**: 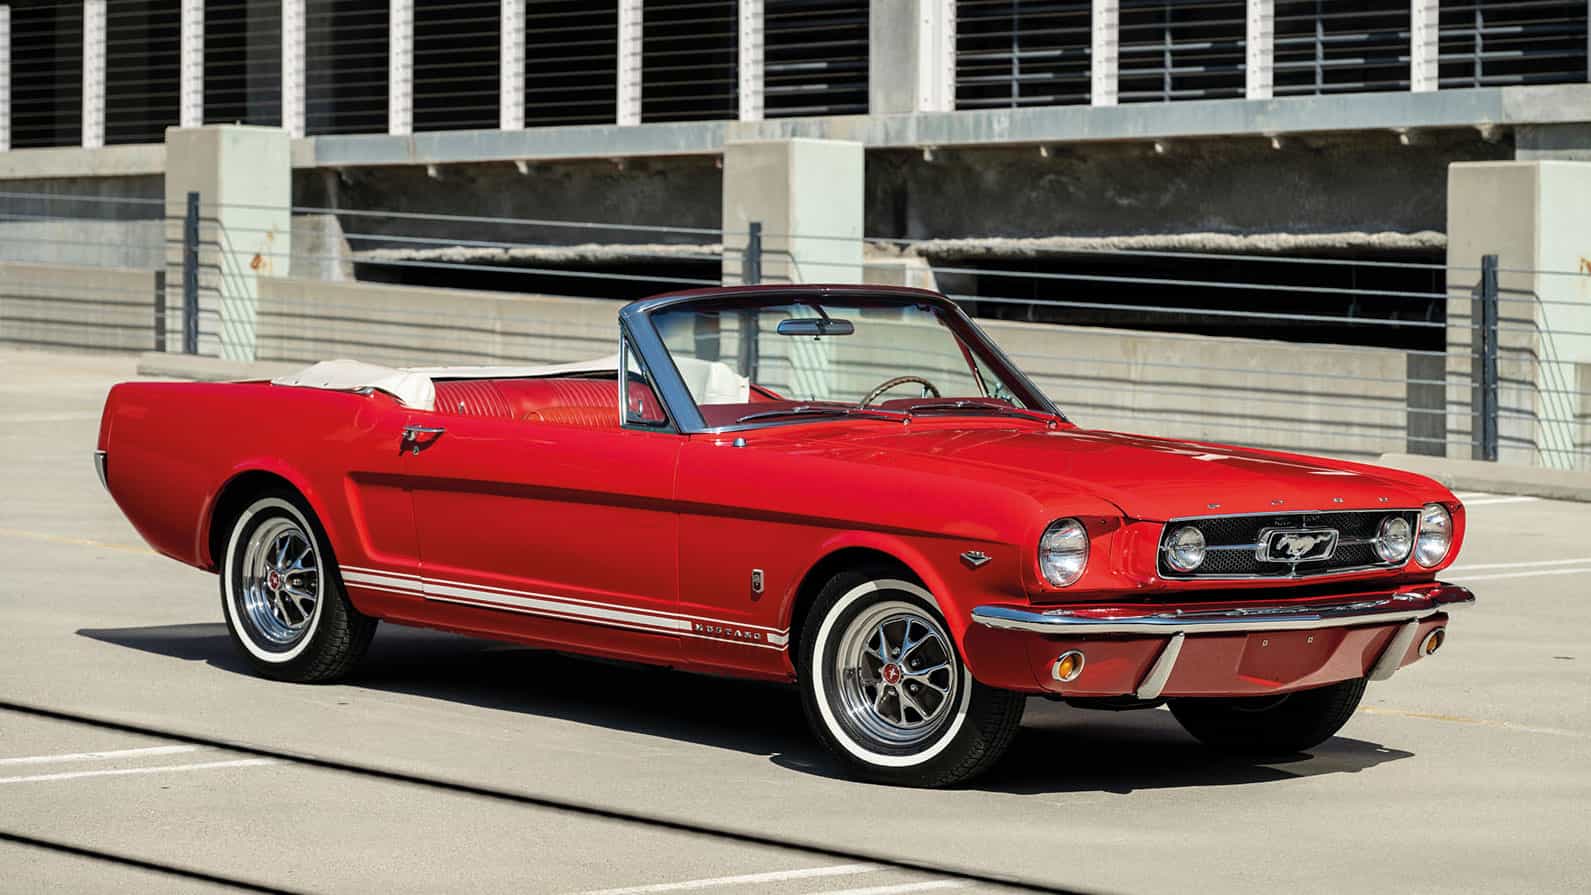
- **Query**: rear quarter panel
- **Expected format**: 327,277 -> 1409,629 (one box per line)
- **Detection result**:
99,381 -> 417,578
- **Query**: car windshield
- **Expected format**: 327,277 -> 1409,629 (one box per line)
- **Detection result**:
648,297 -> 1041,428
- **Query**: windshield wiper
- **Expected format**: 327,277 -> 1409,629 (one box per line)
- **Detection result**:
734,405 -> 907,425
906,401 -> 1063,423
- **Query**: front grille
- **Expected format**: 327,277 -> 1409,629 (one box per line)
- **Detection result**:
1158,509 -> 1419,579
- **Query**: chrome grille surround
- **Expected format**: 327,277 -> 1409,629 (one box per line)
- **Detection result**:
1157,508 -> 1422,579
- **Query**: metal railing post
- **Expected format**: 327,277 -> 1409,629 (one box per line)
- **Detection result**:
744,220 -> 762,286
153,270 -> 166,352
1474,254 -> 1500,462
182,191 -> 200,355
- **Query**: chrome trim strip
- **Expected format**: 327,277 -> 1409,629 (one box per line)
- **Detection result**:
1134,632 -> 1184,700
969,586 -> 1473,636
1368,618 -> 1422,681
93,450 -> 108,492
1163,507 -> 1423,523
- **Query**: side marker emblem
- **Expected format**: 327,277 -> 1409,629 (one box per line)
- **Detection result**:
961,551 -> 992,569
750,569 -> 764,594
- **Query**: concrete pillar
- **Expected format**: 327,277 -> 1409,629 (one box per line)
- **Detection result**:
500,0 -> 525,130
618,0 -> 642,125
1411,0 -> 1439,93
1091,0 -> 1118,106
1445,161 -> 1591,469
283,0 -> 306,138
1245,0 -> 1272,100
180,0 -> 203,127
738,0 -> 764,122
164,126 -> 292,361
389,0 -> 413,136
721,139 -> 863,285
868,0 -> 954,114
0,6 -> 10,153
83,0 -> 105,148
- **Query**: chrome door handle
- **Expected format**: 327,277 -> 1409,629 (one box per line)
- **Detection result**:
402,424 -> 446,443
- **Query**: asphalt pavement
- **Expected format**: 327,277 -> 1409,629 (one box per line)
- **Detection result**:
1,347 -> 1587,895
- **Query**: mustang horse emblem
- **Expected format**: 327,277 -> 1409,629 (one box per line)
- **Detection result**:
1261,529 -> 1338,562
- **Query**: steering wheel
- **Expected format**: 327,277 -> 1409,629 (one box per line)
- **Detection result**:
859,375 -> 941,407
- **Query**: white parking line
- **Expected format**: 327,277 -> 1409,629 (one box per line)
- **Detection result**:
575,865 -> 881,895
0,758 -> 275,785
1447,556 -> 1591,572
1449,567 -> 1591,582
0,744 -> 200,766
822,883 -> 966,895
1460,496 -> 1539,506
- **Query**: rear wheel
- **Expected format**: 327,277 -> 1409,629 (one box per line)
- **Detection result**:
220,493 -> 375,682
1168,677 -> 1367,755
798,567 -> 1024,787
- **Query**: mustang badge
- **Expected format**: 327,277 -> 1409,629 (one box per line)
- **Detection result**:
1256,528 -> 1338,563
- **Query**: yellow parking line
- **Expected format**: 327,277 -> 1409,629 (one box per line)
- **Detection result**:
1360,706 -> 1584,738
0,528 -> 154,556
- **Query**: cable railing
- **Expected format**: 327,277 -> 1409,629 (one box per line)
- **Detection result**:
4,190 -> 1591,468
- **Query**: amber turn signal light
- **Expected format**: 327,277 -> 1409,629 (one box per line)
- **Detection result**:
1052,650 -> 1086,682
1420,628 -> 1446,657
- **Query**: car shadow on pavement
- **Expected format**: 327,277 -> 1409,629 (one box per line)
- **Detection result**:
78,622 -> 1412,794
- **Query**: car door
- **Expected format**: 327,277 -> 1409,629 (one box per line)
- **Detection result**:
400,409 -> 685,667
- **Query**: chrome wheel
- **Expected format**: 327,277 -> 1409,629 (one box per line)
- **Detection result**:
236,516 -> 319,649
832,602 -> 959,751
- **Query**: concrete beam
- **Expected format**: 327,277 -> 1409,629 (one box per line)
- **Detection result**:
1411,1 -> 1439,94
869,0 -> 954,115
4,83 -> 1591,179
721,138 -> 863,285
738,0 -> 763,121
1246,0 -> 1272,101
618,0 -> 641,126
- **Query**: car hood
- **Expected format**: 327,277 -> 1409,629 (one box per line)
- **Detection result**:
757,422 -> 1446,521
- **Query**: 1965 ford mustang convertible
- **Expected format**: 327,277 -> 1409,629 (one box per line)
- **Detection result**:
96,285 -> 1473,786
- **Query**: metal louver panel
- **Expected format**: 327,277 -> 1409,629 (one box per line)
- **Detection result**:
642,0 -> 738,123
1439,1 -> 1588,88
765,0 -> 868,117
204,0 -> 283,127
1118,0 -> 1246,103
1274,1 -> 1410,96
525,1 -> 618,126
414,0 -> 499,131
955,0 -> 1092,109
305,0 -> 389,135
9,2 -> 83,148
105,0 -> 180,145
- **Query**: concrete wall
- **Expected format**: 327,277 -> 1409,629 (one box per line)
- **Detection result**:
0,261 -> 160,353
255,278 -> 619,368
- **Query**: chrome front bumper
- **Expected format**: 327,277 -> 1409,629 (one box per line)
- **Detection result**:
970,584 -> 1474,699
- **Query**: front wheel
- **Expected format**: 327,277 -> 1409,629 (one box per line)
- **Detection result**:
220,492 -> 376,682
1168,677 -> 1368,755
798,568 -> 1024,787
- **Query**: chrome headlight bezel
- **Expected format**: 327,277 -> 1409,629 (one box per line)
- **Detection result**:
1038,518 -> 1090,587
1414,502 -> 1454,567
1164,525 -> 1207,573
1374,514 -> 1414,564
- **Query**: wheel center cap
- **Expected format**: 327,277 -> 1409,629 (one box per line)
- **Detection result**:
267,570 -> 282,591
880,663 -> 903,685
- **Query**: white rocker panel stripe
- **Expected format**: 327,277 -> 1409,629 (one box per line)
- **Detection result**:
340,565 -> 790,649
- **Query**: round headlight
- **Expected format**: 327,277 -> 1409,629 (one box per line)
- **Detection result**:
1374,515 -> 1414,563
1039,518 -> 1089,587
1415,503 -> 1453,567
1164,525 -> 1206,572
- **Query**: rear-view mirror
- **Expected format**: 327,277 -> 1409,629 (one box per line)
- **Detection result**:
776,318 -> 855,336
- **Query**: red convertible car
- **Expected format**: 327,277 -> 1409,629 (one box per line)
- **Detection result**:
96,285 -> 1472,786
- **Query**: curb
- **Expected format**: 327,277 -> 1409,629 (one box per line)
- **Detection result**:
1377,453 -> 1591,504
136,353 -> 302,382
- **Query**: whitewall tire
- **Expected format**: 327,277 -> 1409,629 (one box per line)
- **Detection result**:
220,491 -> 376,682
798,566 -> 1024,787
